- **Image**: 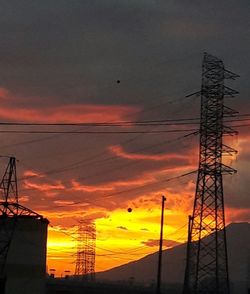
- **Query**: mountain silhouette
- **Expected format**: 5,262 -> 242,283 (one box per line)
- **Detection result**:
96,222 -> 250,293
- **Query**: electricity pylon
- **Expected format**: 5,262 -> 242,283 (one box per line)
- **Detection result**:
74,221 -> 96,281
183,53 -> 239,293
0,157 -> 44,285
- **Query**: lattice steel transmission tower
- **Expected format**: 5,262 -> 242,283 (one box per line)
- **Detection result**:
74,221 -> 96,281
0,157 -> 44,286
0,157 -> 18,281
183,53 -> 239,294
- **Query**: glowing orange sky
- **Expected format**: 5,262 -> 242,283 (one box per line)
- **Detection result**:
5,110 -> 247,278
0,0 -> 249,281
46,200 -> 190,276
28,131 -> 248,277
20,135 -> 247,277
0,97 -> 246,277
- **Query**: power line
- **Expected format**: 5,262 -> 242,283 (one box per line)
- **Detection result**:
0,128 -> 199,134
49,221 -> 189,258
44,170 -> 197,210
18,134 -> 197,208
0,118 -> 200,126
0,113 -> 249,127
12,97 -> 198,185
71,136 -> 196,185
231,123 -> 250,128
0,93 -> 198,153
1,124 -> 248,135
18,131 -> 197,182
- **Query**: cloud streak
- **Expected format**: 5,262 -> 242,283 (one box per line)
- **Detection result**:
142,239 -> 181,248
0,101 -> 141,123
109,144 -> 190,161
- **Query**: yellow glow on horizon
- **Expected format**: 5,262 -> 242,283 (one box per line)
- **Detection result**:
46,203 -> 188,277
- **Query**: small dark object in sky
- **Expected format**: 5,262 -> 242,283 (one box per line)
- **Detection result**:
127,207 -> 132,213
116,80 -> 120,83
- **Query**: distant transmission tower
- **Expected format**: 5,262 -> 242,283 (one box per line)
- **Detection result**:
74,221 -> 96,281
183,53 -> 239,293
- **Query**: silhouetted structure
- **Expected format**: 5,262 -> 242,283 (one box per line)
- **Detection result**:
74,221 -> 96,280
183,53 -> 239,293
156,195 -> 166,294
0,157 -> 49,294
0,157 -> 18,280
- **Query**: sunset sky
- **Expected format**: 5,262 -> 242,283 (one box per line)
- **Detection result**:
0,1 -> 250,276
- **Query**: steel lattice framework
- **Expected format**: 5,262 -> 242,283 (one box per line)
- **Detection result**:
183,53 -> 239,294
0,157 -> 43,218
0,157 -> 43,282
74,221 -> 96,281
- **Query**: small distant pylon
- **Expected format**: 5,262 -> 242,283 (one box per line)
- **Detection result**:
74,221 -> 96,281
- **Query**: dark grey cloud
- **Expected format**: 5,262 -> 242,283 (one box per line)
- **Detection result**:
0,0 -> 248,219
117,226 -> 128,231
141,238 -> 181,248
0,0 -> 249,109
225,141 -> 250,210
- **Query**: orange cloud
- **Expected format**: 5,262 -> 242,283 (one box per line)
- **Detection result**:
18,195 -> 29,202
0,87 -> 9,99
109,145 -> 189,161
71,180 -> 114,193
0,103 -> 141,123
71,176 -> 156,193
23,170 -> 45,178
226,207 -> 250,223
53,200 -> 77,205
237,135 -> 250,153
23,180 -> 65,192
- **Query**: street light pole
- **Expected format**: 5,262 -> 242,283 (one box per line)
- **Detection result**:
156,195 -> 166,294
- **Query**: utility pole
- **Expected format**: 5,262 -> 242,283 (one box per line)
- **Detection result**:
156,195 -> 166,294
183,53 -> 239,293
183,215 -> 193,293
